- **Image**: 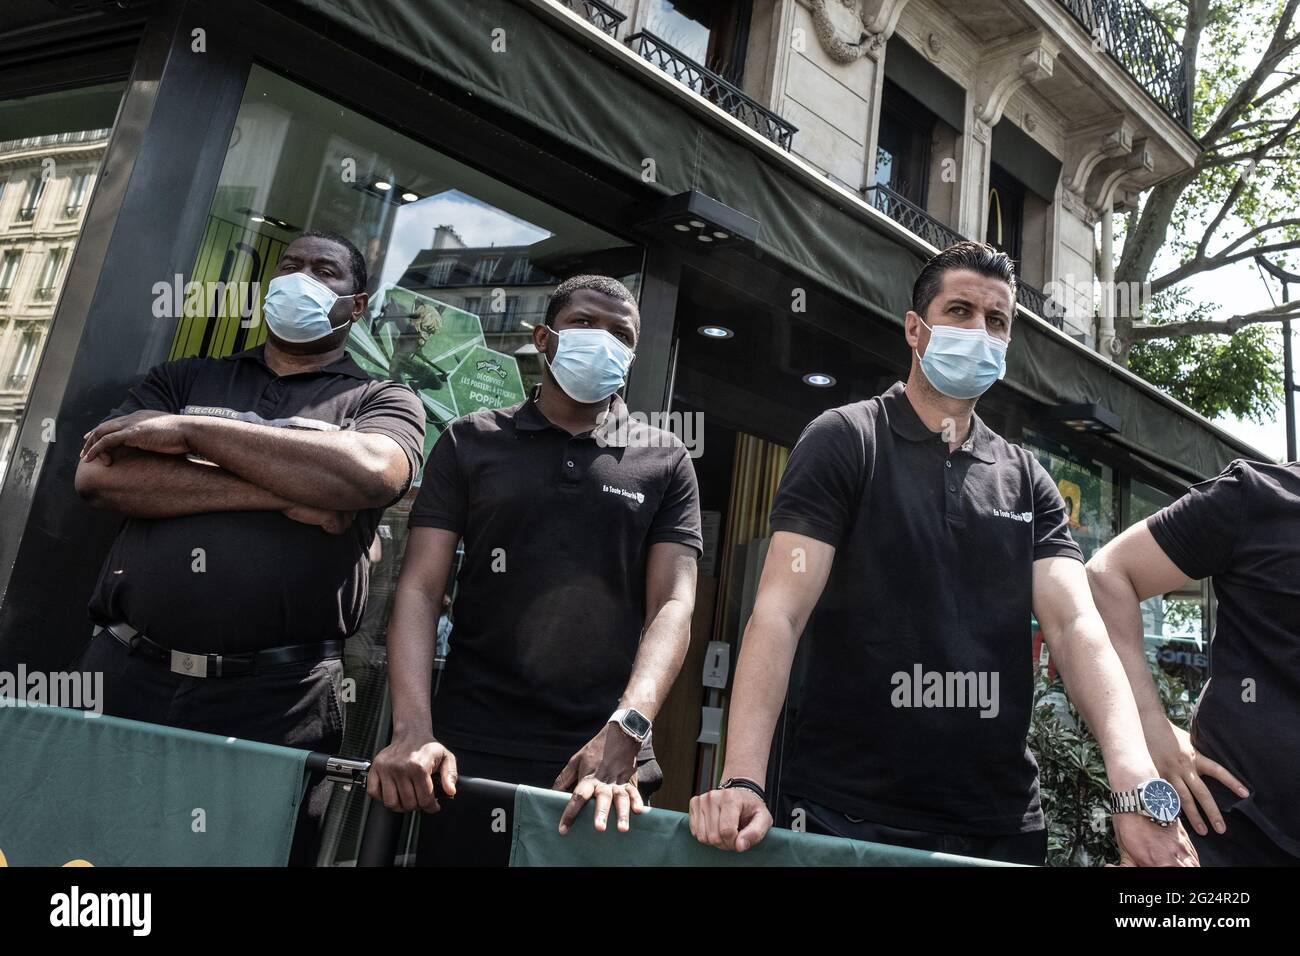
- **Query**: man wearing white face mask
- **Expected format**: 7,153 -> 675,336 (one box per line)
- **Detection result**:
74,230 -> 426,864
688,242 -> 1197,866
369,275 -> 702,865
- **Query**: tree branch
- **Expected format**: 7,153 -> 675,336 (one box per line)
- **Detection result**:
1130,301 -> 1300,340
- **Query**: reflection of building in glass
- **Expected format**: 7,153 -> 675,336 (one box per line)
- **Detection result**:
0,128 -> 110,483
397,224 -> 558,383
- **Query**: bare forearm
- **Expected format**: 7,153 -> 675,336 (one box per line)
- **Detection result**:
183,416 -> 404,510
76,449 -> 293,518
720,609 -> 801,782
1088,568 -> 1169,729
1050,615 -> 1159,787
619,597 -> 693,721
387,580 -> 443,739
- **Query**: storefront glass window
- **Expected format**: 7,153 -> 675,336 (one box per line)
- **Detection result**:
1022,431 -> 1116,560
1131,479 -> 1208,696
0,81 -> 122,487
174,64 -> 642,864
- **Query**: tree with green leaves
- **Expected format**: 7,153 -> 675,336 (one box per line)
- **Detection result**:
1112,0 -> 1300,424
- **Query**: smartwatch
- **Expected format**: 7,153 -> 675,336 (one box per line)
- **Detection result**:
609,707 -> 652,743
1108,778 -> 1182,826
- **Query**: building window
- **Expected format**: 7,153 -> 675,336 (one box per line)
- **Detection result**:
472,255 -> 500,285
16,175 -> 45,222
986,163 -> 1026,265
645,0 -> 752,82
0,251 -> 21,304
426,256 -> 455,287
875,80 -> 936,207
33,248 -> 66,302
8,329 -> 40,389
63,171 -> 91,218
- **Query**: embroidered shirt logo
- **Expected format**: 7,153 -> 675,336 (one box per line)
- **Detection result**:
992,508 -> 1033,522
602,484 -> 645,505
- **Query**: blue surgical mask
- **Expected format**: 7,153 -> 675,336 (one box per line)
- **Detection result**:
262,271 -> 356,344
543,327 -> 634,404
915,316 -> 1008,400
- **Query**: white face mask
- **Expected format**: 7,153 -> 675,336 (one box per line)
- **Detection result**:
542,327 -> 634,404
262,271 -> 356,344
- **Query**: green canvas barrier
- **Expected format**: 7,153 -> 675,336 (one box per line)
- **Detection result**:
509,785 -> 1017,866
0,704 -> 309,866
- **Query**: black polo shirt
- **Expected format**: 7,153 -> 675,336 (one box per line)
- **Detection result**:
87,346 -> 426,653
410,387 -> 703,761
770,382 -> 1081,835
1148,459 -> 1300,856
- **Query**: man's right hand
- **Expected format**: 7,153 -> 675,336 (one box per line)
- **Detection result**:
688,787 -> 773,852
282,503 -> 355,535
1146,718 -> 1249,837
367,734 -> 458,813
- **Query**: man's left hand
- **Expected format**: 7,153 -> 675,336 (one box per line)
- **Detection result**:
1110,814 -> 1199,866
553,723 -> 647,835
82,411 -> 193,462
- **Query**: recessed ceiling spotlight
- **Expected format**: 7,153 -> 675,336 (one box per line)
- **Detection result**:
697,234 -> 713,242
697,325 -> 734,339
673,223 -> 691,232
688,219 -> 706,228
803,373 -> 836,387
373,180 -> 392,191
712,231 -> 729,239
401,191 -> 419,202
249,214 -> 265,223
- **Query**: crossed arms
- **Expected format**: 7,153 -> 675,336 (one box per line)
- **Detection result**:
75,409 -> 410,530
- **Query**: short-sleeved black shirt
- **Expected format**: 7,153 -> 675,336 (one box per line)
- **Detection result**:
1147,459 -> 1300,856
770,382 -> 1081,835
87,346 -> 426,653
410,387 -> 702,761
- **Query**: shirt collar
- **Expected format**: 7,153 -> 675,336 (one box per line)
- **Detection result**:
512,384 -> 629,446
224,344 -> 371,380
881,381 -> 996,463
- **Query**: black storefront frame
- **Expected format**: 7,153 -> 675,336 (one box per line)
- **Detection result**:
0,0 -> 684,667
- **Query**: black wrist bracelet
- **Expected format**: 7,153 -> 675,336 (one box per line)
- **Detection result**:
720,777 -> 767,802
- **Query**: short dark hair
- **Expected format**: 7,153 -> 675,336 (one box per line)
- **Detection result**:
544,274 -> 639,328
295,229 -> 368,294
911,241 -> 1017,320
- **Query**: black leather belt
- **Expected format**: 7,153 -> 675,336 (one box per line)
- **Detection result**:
97,622 -> 343,678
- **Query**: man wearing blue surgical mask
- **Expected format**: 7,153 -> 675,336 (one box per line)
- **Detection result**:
370,275 -> 702,865
688,242 -> 1197,866
74,230 -> 426,865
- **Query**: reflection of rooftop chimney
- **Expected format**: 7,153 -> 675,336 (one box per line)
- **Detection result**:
432,224 -> 466,249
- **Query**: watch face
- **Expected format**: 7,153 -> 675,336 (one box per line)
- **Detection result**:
622,710 -> 651,738
1141,780 -> 1181,823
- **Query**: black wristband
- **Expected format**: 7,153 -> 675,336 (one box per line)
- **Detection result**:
720,777 -> 767,802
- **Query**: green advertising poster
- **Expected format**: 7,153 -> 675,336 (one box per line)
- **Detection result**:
348,284 -> 525,466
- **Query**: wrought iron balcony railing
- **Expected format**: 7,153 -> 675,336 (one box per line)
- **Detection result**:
867,184 -> 966,252
1055,0 -> 1191,129
6,372 -> 29,390
33,286 -> 56,301
626,31 -> 798,150
15,205 -> 37,223
558,0 -> 626,37
866,183 -> 1066,330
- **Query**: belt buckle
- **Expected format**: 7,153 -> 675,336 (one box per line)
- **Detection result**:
170,650 -> 209,678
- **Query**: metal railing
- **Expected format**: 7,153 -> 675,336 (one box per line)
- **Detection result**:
15,206 -> 37,223
5,372 -> 29,390
559,0 -> 626,36
32,286 -> 56,302
1055,0 -> 1192,129
867,184 -> 966,251
866,183 -> 1066,329
626,30 -> 798,150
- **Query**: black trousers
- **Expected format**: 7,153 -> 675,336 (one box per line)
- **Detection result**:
1188,809 -> 1300,867
415,747 -> 663,867
779,793 -> 1048,866
76,631 -> 345,866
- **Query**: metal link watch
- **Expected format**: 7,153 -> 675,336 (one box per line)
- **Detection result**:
1108,778 -> 1182,826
